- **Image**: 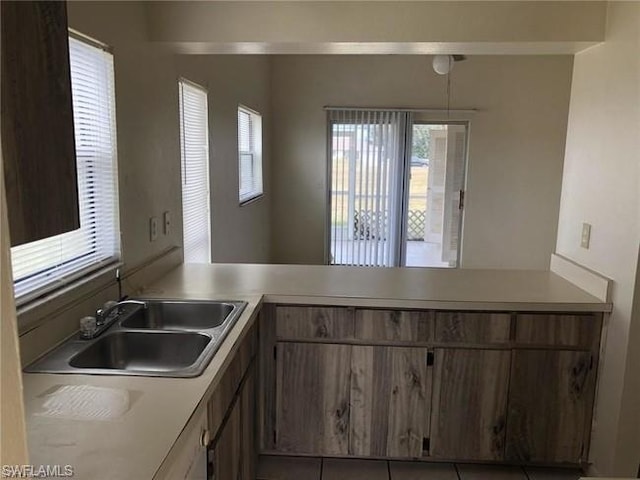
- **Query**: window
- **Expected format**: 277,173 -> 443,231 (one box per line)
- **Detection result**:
237,106 -> 263,204
179,79 -> 211,264
11,34 -> 120,304
328,109 -> 467,268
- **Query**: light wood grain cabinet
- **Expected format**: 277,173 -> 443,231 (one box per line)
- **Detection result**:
263,304 -> 603,467
435,312 -> 511,344
354,309 -> 434,342
430,349 -> 511,461
207,322 -> 257,479
212,398 -> 242,480
276,306 -> 354,340
350,346 -> 433,457
505,349 -> 596,463
275,342 -> 351,454
515,314 -> 601,350
239,365 -> 256,480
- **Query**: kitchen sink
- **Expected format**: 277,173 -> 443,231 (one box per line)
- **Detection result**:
120,300 -> 236,330
69,331 -> 211,372
24,299 -> 247,378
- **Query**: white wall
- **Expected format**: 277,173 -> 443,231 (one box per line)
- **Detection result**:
176,56 -> 272,263
555,2 -> 640,476
270,55 -> 573,268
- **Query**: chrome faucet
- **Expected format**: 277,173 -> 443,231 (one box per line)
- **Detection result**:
96,299 -> 148,326
79,299 -> 148,340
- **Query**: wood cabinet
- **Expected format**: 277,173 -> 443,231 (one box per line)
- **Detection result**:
275,306 -> 354,340
350,346 -> 433,457
211,361 -> 256,480
212,398 -> 242,480
275,342 -> 351,454
354,309 -> 434,342
435,312 -> 511,344
505,349 -> 596,463
515,313 -> 600,350
1,0 -> 79,246
204,321 -> 257,479
240,365 -> 256,480
430,349 -> 511,461
263,305 -> 603,467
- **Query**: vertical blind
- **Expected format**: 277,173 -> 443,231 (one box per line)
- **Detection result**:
238,106 -> 263,204
11,35 -> 120,303
179,79 -> 211,264
328,109 -> 404,267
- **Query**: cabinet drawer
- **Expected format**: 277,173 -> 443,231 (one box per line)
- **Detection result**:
354,309 -> 434,342
275,306 -> 354,340
515,314 -> 601,349
435,312 -> 511,344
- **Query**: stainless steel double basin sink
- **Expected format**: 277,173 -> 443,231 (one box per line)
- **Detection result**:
25,300 -> 247,378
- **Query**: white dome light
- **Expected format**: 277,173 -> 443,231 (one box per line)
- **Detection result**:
433,55 -> 453,75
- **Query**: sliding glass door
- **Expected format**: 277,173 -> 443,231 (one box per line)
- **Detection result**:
327,109 -> 467,268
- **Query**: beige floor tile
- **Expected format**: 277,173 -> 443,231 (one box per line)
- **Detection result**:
389,461 -> 458,479
525,467 -> 583,480
322,458 -> 389,480
257,455 -> 322,480
457,464 -> 527,480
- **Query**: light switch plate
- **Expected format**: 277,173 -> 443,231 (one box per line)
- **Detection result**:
150,217 -> 159,242
581,222 -> 591,249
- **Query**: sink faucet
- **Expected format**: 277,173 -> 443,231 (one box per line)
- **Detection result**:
96,299 -> 148,325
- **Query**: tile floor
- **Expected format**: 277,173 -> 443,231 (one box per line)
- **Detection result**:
257,456 -> 584,480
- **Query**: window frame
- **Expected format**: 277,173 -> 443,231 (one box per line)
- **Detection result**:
237,104 -> 264,205
10,31 -> 121,307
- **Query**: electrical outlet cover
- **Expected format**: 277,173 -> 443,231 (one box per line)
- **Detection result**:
150,217 -> 159,242
163,211 -> 171,235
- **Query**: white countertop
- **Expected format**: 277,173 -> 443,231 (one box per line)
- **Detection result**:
143,263 -> 611,312
23,264 -> 610,479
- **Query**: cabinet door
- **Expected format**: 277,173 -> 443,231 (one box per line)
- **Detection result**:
350,346 -> 432,457
506,350 -> 595,463
1,1 -> 79,245
430,349 -> 511,461
239,364 -> 256,480
275,343 -> 351,455
212,399 -> 241,480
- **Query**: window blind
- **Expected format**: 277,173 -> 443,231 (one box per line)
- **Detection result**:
238,106 -> 263,204
11,36 -> 120,304
328,109 -> 404,267
179,79 -> 211,264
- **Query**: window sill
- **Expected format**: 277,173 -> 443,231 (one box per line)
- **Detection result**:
17,260 -> 122,335
239,194 -> 264,207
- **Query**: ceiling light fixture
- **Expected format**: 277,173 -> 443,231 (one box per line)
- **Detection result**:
432,55 -> 453,75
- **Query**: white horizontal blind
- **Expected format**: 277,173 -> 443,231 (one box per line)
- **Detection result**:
238,106 -> 263,204
179,79 -> 211,264
328,109 -> 403,267
11,36 -> 120,303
